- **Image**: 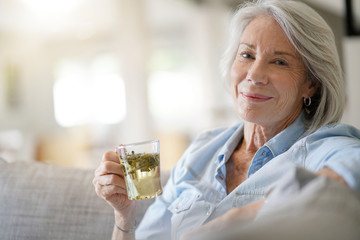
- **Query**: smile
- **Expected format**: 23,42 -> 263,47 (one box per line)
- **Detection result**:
241,92 -> 273,103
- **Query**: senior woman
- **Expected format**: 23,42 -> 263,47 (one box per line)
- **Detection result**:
93,0 -> 360,239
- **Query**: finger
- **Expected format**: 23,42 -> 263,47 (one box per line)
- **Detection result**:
93,178 -> 127,195
95,160 -> 124,177
102,151 -> 120,164
95,174 -> 127,189
95,184 -> 128,200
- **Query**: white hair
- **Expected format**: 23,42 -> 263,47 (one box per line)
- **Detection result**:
221,0 -> 345,133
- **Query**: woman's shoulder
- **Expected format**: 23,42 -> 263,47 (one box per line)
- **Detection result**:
300,123 -> 360,189
171,123 -> 243,180
304,123 -> 360,145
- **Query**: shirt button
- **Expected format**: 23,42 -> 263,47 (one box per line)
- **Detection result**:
206,206 -> 212,216
219,174 -> 224,180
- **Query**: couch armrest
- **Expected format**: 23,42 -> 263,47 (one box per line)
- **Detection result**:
0,161 -> 114,240
0,160 -> 170,240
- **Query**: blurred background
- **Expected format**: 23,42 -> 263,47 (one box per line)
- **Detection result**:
0,0 -> 359,171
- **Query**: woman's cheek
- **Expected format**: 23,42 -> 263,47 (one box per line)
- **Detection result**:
230,77 -> 239,99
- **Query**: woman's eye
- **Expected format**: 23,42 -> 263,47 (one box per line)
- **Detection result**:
241,52 -> 253,59
275,59 -> 288,66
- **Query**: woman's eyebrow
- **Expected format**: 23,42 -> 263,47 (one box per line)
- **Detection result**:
239,42 -> 298,59
273,51 -> 297,59
239,42 -> 255,49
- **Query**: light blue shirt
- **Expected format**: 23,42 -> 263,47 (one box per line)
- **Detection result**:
136,115 -> 360,240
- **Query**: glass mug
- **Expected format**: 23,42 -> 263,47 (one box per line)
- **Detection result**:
116,140 -> 162,200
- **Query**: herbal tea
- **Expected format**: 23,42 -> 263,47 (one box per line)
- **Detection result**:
120,152 -> 162,200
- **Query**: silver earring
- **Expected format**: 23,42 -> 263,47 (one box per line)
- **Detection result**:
304,97 -> 311,107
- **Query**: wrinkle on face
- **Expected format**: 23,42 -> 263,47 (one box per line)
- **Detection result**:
230,15 -> 314,143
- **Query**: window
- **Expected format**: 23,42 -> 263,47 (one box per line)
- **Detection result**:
147,49 -> 205,131
53,54 -> 126,127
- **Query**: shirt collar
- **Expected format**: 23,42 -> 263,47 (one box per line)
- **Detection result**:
217,112 -> 306,163
265,112 -> 306,157
217,122 -> 244,164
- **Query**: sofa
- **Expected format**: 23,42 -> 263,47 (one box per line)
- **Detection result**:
185,167 -> 360,240
2,158 -> 360,240
0,158 -> 168,240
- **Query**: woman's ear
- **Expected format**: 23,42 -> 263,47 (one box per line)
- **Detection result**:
309,80 -> 320,97
303,70 -> 320,98
304,78 -> 320,98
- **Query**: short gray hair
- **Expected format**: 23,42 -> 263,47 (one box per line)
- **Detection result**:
221,0 -> 345,133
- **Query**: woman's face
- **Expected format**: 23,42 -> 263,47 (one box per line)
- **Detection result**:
231,15 -> 315,128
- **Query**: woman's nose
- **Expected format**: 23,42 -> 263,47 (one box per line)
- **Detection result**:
246,60 -> 268,85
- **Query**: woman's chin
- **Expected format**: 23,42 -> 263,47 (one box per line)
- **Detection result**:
237,107 -> 271,122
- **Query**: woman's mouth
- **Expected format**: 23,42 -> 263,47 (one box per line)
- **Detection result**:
241,92 -> 273,102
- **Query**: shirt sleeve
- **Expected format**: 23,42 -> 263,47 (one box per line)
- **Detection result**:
305,124 -> 360,191
135,127 -> 236,239
135,140 -> 194,239
135,164 -> 178,239
324,144 -> 360,190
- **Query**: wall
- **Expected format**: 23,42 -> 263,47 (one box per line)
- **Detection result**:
0,0 -> 235,170
1,0 -> 359,170
342,37 -> 360,129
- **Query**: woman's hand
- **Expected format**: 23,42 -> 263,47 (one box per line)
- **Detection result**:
93,151 -> 136,231
316,167 -> 348,185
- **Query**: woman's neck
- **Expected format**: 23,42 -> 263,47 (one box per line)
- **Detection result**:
242,111 -> 301,153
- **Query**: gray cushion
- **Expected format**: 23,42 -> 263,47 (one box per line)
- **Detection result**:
204,167 -> 360,240
0,161 -> 114,240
